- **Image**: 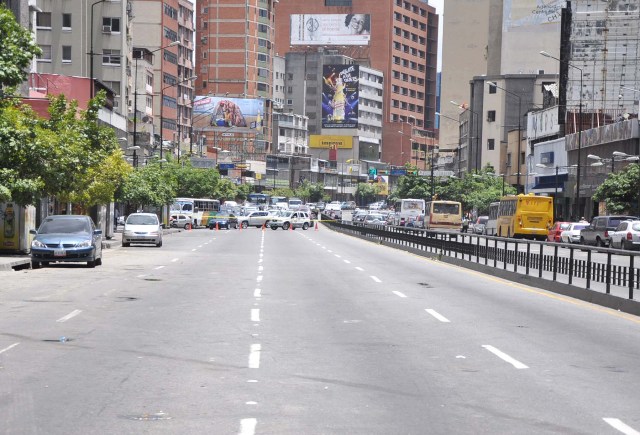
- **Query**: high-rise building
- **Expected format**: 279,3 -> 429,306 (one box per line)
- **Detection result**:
194,0 -> 278,159
131,0 -> 195,157
274,0 -> 438,169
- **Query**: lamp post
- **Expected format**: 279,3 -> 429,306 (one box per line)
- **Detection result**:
487,81 -> 523,194
450,101 -> 480,173
89,0 -> 107,98
132,41 -> 179,152
540,50 -> 583,218
159,75 -> 197,162
430,146 -> 436,200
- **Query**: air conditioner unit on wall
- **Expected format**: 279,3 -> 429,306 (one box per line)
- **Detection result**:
102,25 -> 111,33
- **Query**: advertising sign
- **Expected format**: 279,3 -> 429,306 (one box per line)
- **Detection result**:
322,65 -> 359,129
193,96 -> 264,133
290,14 -> 371,46
309,135 -> 353,149
0,203 -> 35,253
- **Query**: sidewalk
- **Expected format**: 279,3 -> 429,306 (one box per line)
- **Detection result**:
0,227 -> 184,271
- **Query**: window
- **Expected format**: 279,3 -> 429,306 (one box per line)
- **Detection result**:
36,12 -> 51,28
487,138 -> 495,150
540,151 -> 554,165
257,83 -> 268,92
163,51 -> 177,64
164,27 -> 178,41
325,0 -> 352,5
258,8 -> 268,18
258,53 -> 268,62
202,81 -> 207,88
146,96 -> 153,108
164,3 -> 177,19
102,17 -> 120,33
62,13 -> 72,29
102,49 -> 121,65
62,46 -> 72,63
38,45 -> 52,62
257,68 -> 269,78
162,95 -> 177,109
258,23 -> 269,33
163,73 -> 177,86
487,110 -> 496,122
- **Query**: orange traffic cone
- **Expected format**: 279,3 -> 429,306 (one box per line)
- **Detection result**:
216,222 -> 219,231
289,222 -> 293,232
315,221 -> 319,231
262,222 -> 266,232
188,223 -> 192,231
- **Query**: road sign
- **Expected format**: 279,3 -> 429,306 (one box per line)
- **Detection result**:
219,163 -> 235,169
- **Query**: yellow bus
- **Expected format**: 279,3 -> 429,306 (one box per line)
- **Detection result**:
496,194 -> 553,240
424,200 -> 462,230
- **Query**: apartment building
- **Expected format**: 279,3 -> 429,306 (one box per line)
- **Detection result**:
274,0 -> 438,168
194,0 -> 278,158
34,0 -> 132,114
132,0 -> 195,156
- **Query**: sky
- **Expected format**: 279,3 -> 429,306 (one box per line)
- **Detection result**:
428,0 -> 445,71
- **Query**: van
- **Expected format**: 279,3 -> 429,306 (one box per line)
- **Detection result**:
288,198 -> 303,210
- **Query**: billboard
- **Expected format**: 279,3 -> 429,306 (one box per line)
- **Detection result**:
503,0 -> 563,32
290,14 -> 371,46
193,96 -> 264,133
322,65 -> 359,129
309,135 -> 353,149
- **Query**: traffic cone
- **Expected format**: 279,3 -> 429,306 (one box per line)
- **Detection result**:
289,222 -> 293,231
262,222 -> 266,232
315,221 -> 319,231
216,222 -> 219,231
188,223 -> 192,231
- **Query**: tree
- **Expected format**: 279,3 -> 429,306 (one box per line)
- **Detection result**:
119,161 -> 177,209
0,5 -> 42,90
215,178 -> 238,201
175,162 -> 220,198
593,164 -> 640,215
356,182 -> 383,205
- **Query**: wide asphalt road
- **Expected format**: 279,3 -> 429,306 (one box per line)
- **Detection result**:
1,224 -> 640,434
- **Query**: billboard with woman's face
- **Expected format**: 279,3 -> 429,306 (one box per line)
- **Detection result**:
290,14 -> 371,46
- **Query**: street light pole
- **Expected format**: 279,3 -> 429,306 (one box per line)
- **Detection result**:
487,82 -> 522,193
430,146 -> 435,200
160,75 -> 197,161
541,51 -> 583,218
89,0 -> 106,99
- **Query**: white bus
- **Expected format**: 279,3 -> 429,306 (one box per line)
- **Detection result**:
394,198 -> 426,227
171,198 -> 220,227
484,201 -> 500,236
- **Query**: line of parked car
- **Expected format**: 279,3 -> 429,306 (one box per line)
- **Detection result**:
547,215 -> 640,250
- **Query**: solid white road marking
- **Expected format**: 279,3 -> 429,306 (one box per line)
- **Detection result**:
371,276 -> 382,283
56,309 -> 83,323
392,291 -> 407,298
154,266 -> 165,270
239,418 -> 257,435
251,309 -> 260,322
254,288 -> 262,297
171,258 -> 179,262
355,267 -> 364,271
482,345 -> 529,369
425,309 -> 450,323
603,418 -> 640,435
249,344 -> 261,368
0,343 -> 20,355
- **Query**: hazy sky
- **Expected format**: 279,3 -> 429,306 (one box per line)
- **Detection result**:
429,0 -> 444,71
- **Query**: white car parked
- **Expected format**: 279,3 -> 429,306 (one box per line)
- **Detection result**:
122,213 -> 163,247
609,220 -> 640,250
269,211 -> 311,230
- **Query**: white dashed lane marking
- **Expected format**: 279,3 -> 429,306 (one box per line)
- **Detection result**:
425,309 -> 450,323
371,276 -> 382,283
56,309 -> 82,323
0,343 -> 20,355
249,344 -> 261,368
603,418 -> 640,435
482,345 -> 529,369
392,291 -> 407,298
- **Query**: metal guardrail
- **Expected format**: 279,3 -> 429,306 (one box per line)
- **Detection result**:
325,219 -> 639,300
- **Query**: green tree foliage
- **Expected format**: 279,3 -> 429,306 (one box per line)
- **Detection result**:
215,178 -> 238,201
356,182 -> 383,205
0,5 -> 42,90
0,92 -> 128,207
175,161 -> 220,198
389,165 -> 431,203
271,187 -> 295,199
235,183 -> 252,202
593,164 -> 640,215
292,181 -> 325,202
437,167 -> 516,214
119,161 -> 177,208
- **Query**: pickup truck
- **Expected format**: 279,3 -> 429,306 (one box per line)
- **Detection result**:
580,215 -> 638,247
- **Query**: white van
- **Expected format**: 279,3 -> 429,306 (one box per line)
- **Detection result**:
288,198 -> 303,210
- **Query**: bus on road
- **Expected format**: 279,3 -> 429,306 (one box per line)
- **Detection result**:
424,200 -> 462,230
393,198 -> 426,226
171,198 -> 221,227
496,194 -> 553,240
484,201 -> 500,235
247,193 -> 270,209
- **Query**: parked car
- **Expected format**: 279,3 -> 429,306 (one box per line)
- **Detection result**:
269,211 -> 311,230
547,221 -> 571,242
580,215 -> 638,247
609,220 -> 640,250
170,213 -> 192,229
208,213 -> 238,230
122,213 -> 163,247
560,222 -> 589,244
473,216 -> 489,235
30,215 -> 103,268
